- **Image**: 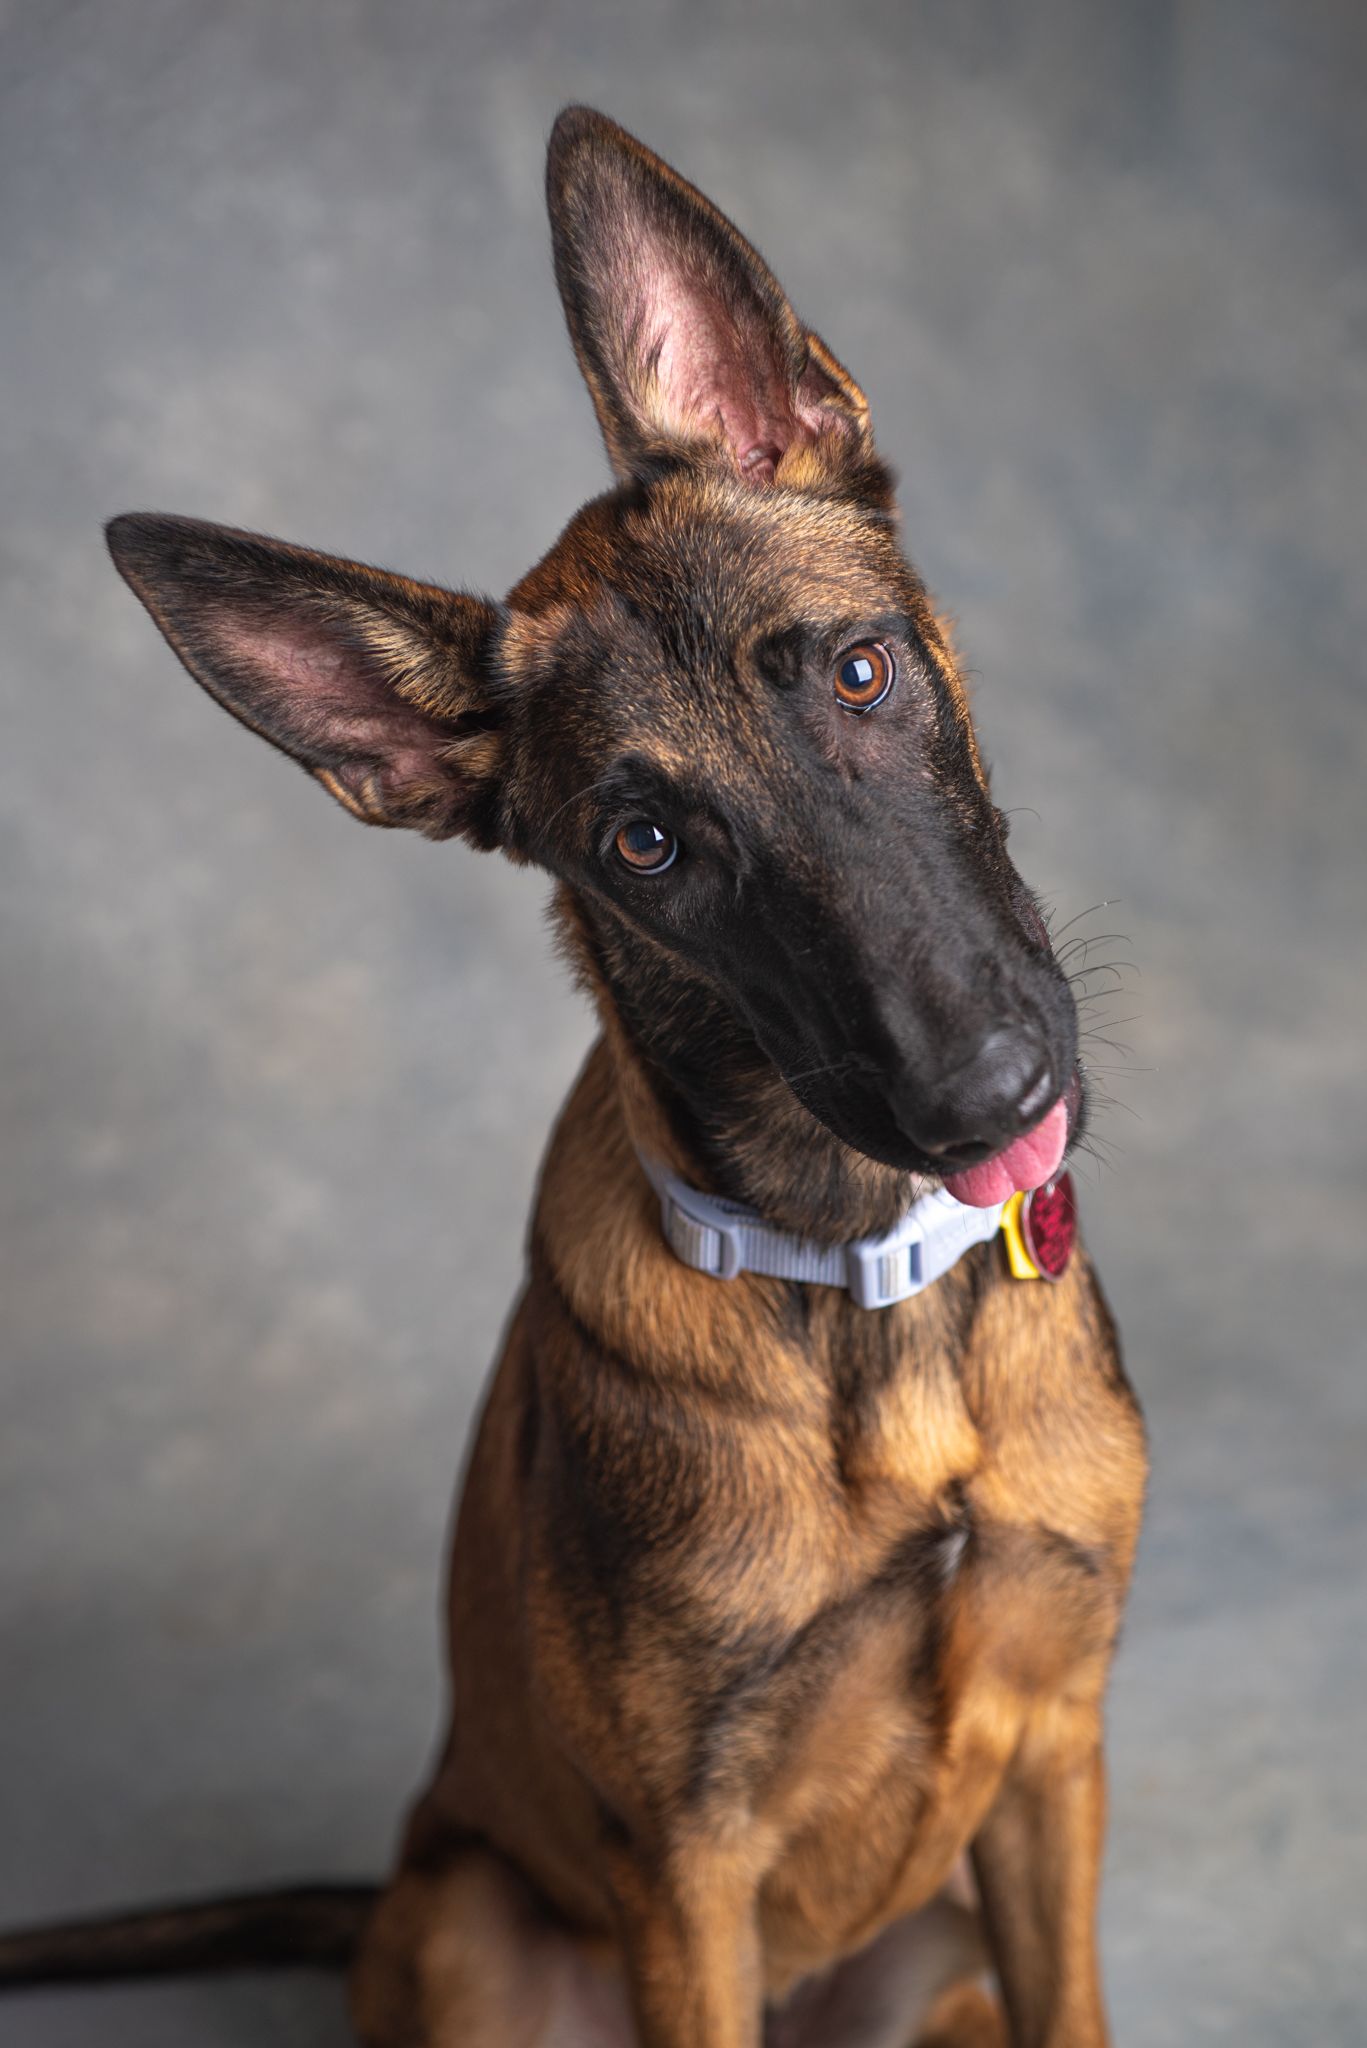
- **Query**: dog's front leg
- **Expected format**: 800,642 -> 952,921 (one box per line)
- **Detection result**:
611,1839 -> 764,2048
969,1704 -> 1110,2048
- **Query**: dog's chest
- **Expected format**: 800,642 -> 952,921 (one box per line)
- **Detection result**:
677,1266 -> 1142,1879
623,1277 -> 1147,1966
526,1241 -> 1142,1937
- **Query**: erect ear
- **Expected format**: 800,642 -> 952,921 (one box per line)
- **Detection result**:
106,514 -> 508,845
546,106 -> 877,488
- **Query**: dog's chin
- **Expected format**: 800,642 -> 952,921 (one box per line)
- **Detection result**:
779,1070 -> 942,1177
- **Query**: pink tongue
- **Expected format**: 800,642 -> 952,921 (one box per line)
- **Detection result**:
940,1097 -> 1069,1209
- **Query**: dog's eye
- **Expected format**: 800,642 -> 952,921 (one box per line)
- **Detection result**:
833,641 -> 895,713
615,821 -> 678,874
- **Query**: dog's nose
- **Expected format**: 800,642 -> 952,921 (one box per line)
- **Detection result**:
900,1027 -> 1055,1162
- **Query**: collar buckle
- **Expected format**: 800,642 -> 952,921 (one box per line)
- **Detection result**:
845,1190 -> 1005,1307
845,1226 -> 923,1309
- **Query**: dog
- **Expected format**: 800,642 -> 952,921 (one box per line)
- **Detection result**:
0,108 -> 1147,2047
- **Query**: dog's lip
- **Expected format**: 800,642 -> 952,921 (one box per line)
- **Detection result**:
926,1067 -> 1084,1176
939,1098 -> 1068,1208
780,1049 -> 1087,1184
935,1065 -> 1084,1209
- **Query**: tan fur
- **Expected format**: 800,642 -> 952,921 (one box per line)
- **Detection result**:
348,1010 -> 1146,2048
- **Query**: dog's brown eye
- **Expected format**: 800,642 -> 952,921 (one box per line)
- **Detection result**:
615,821 -> 678,873
834,641 -> 894,713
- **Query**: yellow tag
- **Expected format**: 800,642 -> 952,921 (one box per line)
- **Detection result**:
1000,1191 -> 1042,1280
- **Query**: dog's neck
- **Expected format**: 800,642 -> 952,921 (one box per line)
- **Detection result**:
557,887 -> 918,1246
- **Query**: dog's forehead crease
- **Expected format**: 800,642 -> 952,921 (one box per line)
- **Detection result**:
510,477 -> 915,735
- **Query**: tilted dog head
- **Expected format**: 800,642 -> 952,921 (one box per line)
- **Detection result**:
108,106 -> 1080,1203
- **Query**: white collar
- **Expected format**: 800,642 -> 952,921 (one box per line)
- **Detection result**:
636,1152 -> 1004,1311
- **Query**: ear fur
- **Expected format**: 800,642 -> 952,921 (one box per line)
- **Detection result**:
106,514 -> 507,844
546,106 -> 875,488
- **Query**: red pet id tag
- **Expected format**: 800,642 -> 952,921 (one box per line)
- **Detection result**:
1020,1172 -> 1077,1281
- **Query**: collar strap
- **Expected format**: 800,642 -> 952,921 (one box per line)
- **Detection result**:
636,1152 -> 1005,1311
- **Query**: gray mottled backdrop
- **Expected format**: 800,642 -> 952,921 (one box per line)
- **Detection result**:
2,2 -> 1364,2042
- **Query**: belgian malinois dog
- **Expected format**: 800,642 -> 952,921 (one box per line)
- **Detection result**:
0,108 -> 1147,2047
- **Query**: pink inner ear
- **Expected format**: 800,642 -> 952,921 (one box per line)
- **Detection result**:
213,611 -> 451,789
632,258 -> 808,482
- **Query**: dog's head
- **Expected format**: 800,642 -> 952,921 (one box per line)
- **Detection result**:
109,107 -> 1079,1202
